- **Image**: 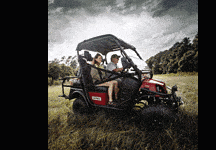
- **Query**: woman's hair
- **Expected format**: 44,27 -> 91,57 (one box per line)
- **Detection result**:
94,53 -> 102,65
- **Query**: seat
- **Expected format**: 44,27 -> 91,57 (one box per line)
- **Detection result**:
94,86 -> 109,93
79,55 -> 109,93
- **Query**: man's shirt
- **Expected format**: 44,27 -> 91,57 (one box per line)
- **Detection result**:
107,62 -> 117,71
106,62 -> 118,78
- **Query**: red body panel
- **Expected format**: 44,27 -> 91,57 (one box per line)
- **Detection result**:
140,78 -> 167,97
88,92 -> 109,105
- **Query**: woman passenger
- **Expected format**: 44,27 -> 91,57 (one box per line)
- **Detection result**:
91,53 -> 119,105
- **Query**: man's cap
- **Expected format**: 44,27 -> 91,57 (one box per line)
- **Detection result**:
111,54 -> 120,60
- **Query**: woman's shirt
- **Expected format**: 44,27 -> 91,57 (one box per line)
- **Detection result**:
91,64 -> 106,84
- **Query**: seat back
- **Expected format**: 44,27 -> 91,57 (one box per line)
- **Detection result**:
84,51 -> 93,61
78,55 -> 95,92
78,55 -> 109,94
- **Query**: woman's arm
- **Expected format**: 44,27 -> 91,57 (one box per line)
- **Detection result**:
91,58 -> 95,65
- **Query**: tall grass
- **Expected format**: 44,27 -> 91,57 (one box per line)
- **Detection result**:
48,74 -> 198,149
160,71 -> 198,76
154,73 -> 198,115
48,110 -> 198,149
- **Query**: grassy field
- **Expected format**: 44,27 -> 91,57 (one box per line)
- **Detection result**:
153,72 -> 198,115
48,73 -> 198,149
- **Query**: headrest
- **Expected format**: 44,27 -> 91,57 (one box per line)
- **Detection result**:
84,51 -> 93,61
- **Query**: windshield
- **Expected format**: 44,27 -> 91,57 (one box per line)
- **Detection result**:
124,49 -> 150,71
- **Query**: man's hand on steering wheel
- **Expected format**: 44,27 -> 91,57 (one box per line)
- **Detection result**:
113,67 -> 123,72
121,66 -> 130,74
121,62 -> 132,73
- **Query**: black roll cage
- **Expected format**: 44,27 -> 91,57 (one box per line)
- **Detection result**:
76,35 -> 143,85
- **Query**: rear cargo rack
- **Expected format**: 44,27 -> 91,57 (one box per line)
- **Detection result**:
59,76 -> 79,97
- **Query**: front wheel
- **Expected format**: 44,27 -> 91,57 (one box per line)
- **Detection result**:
138,105 -> 177,131
72,98 -> 90,115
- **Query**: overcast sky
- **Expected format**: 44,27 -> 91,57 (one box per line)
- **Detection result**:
48,0 -> 198,62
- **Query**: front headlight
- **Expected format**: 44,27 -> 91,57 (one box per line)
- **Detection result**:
141,66 -> 153,79
141,73 -> 151,79
141,71 -> 153,79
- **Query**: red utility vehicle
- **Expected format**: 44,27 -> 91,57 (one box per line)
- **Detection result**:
59,34 -> 184,129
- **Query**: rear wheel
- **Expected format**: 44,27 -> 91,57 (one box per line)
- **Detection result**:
138,105 -> 177,131
72,98 -> 90,115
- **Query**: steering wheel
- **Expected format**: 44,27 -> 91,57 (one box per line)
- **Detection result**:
121,66 -> 128,74
121,57 -> 132,73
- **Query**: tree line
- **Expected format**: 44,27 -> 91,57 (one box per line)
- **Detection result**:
48,56 -> 78,85
145,33 -> 198,74
48,32 -> 198,85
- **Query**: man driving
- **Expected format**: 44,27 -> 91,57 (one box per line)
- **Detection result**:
106,54 -> 123,78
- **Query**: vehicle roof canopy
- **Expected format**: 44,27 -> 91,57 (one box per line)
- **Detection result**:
76,34 -> 136,55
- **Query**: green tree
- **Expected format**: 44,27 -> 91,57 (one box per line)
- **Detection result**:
178,50 -> 196,72
59,64 -> 75,78
146,56 -> 154,69
48,61 -> 61,85
192,33 -> 198,50
69,56 -> 77,69
48,56 -> 78,85
146,32 -> 198,74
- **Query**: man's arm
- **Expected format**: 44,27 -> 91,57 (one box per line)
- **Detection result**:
107,63 -> 123,72
113,68 -> 123,72
107,63 -> 116,71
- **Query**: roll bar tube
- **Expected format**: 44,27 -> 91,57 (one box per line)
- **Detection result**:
113,39 -> 142,81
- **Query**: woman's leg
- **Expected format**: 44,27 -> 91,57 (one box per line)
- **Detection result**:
98,81 -> 113,102
113,81 -> 119,99
98,80 -> 119,102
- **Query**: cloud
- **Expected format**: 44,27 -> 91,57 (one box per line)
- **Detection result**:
49,0 -> 118,14
152,0 -> 198,17
48,0 -> 198,62
50,0 -> 82,8
48,0 -> 198,17
122,0 -> 198,17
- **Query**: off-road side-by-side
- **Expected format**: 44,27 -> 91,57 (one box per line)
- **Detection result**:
58,34 -> 184,129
